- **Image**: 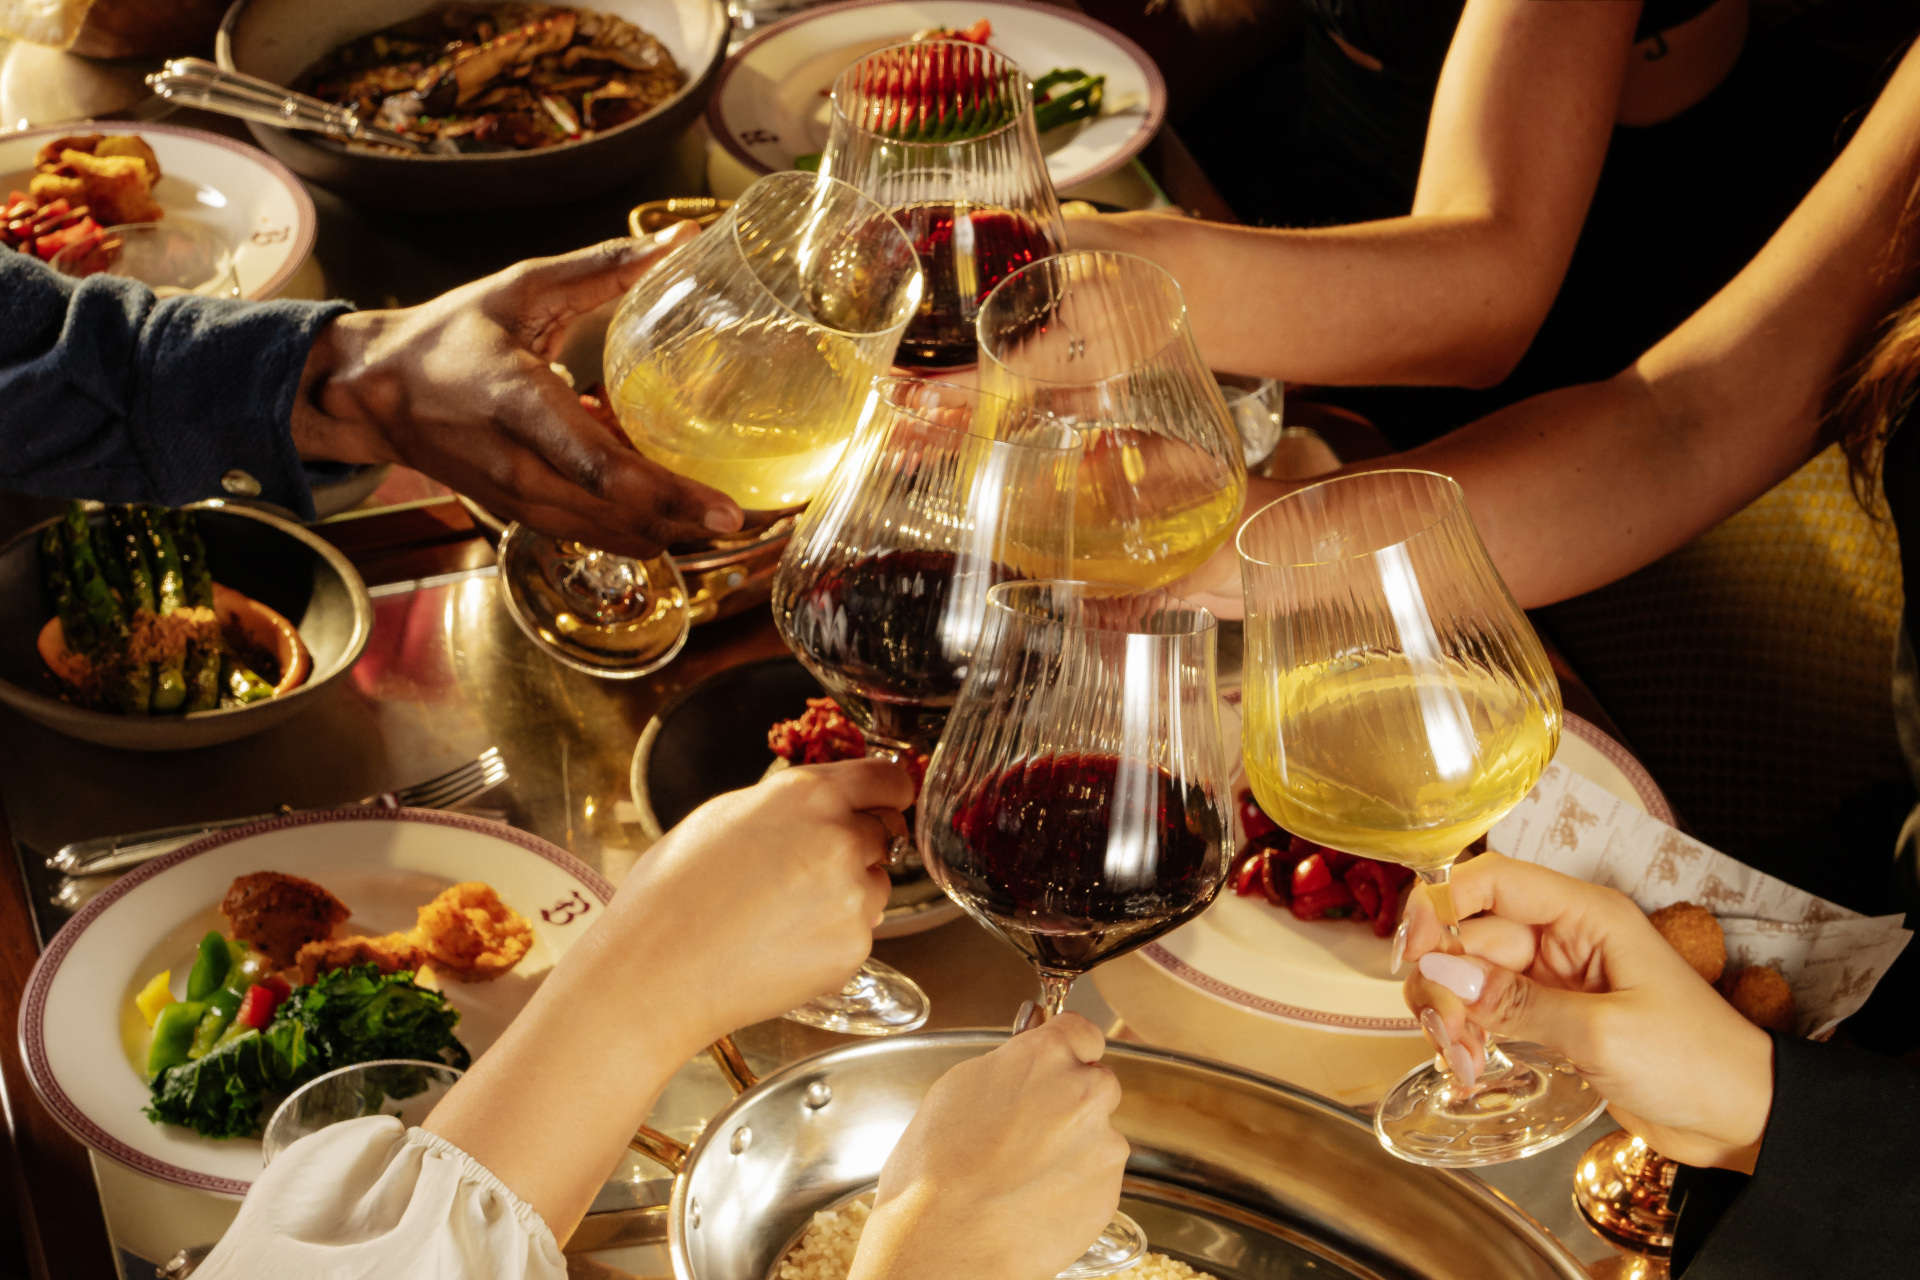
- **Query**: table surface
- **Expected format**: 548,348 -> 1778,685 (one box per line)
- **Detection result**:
0,88 -> 1632,1280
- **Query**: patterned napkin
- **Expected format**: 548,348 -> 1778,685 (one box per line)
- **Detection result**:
1488,763 -> 1913,1038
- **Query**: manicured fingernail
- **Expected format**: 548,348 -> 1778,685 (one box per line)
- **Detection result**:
1419,952 -> 1485,1003
652,223 -> 686,245
1446,1043 -> 1479,1088
1013,1000 -> 1039,1034
1390,920 -> 1407,975
1419,1006 -> 1451,1053
704,508 -> 741,533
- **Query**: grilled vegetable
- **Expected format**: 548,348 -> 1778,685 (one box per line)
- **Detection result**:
222,656 -> 275,705
172,512 -> 221,712
1031,69 -> 1104,134
146,999 -> 207,1078
185,930 -> 232,1001
135,507 -> 188,712
39,525 -> 97,655
61,505 -> 123,648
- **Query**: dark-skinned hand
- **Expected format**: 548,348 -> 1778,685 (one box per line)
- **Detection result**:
290,226 -> 743,557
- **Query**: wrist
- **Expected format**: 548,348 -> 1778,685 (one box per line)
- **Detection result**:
558,893 -> 735,1057
289,312 -> 398,467
1713,1022 -> 1775,1174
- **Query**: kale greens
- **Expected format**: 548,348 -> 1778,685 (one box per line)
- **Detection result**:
144,965 -> 471,1140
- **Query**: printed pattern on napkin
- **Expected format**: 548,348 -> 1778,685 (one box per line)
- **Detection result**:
1489,763 -> 1911,1038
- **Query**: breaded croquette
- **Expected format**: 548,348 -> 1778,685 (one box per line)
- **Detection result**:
414,882 -> 532,983
295,932 -> 429,985
30,150 -> 163,226
1725,965 -> 1797,1033
222,871 -> 351,968
1647,901 -> 1726,983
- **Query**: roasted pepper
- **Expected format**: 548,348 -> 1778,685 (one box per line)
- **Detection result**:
185,930 -> 231,1001
146,999 -> 207,1077
134,970 -> 173,1027
188,989 -> 244,1059
234,983 -> 285,1031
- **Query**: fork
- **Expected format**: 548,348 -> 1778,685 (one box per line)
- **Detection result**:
48,749 -> 510,878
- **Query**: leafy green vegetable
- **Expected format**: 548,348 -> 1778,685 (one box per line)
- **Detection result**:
144,966 -> 469,1139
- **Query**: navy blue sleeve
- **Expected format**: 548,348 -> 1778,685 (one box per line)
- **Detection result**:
0,250 -> 352,519
1671,1033 -> 1920,1278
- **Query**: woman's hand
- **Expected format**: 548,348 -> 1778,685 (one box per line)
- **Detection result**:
852,1014 -> 1129,1280
1399,853 -> 1774,1171
292,227 -> 744,557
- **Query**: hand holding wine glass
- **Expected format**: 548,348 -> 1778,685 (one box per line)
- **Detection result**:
1237,468 -> 1602,1166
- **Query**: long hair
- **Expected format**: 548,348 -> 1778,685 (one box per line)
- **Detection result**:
1833,172 -> 1920,514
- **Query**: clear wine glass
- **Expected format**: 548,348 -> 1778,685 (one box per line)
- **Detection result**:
1236,469 -> 1604,1166
772,376 -> 1080,757
499,171 -> 924,678
919,580 -> 1231,1277
976,251 -> 1247,590
821,39 -> 1065,370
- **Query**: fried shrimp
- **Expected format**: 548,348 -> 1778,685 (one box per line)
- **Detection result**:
414,882 -> 533,982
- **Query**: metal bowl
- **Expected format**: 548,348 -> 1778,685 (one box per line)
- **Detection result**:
628,1033 -> 1587,1280
215,0 -> 729,212
0,502 -> 372,751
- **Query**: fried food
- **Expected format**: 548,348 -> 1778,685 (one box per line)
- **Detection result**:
221,872 -> 351,968
32,133 -> 161,183
1725,965 -> 1797,1033
414,881 -> 532,982
30,149 -> 164,226
295,932 -> 429,985
1647,901 -> 1726,984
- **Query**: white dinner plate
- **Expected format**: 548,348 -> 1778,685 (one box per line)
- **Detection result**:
1141,710 -> 1675,1033
20,808 -> 612,1196
0,122 -> 316,300
707,0 -> 1165,190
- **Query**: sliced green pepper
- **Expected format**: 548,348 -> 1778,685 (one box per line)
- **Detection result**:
146,999 -> 207,1078
185,930 -> 231,1001
224,941 -> 271,996
188,989 -> 243,1060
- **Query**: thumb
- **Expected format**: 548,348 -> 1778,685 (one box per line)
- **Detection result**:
1413,951 -> 1597,1061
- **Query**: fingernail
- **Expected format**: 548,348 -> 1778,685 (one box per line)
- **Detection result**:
1419,952 -> 1485,1003
1446,1043 -> 1479,1088
1419,1007 -> 1451,1054
704,508 -> 741,533
1389,920 -> 1407,976
652,223 -> 686,245
1013,1000 -> 1039,1034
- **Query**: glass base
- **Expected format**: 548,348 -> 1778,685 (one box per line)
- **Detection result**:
1057,1211 -> 1148,1279
1373,1040 -> 1606,1167
783,958 -> 930,1036
498,523 -> 690,678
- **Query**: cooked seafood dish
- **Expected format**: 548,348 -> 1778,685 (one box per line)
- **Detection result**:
294,2 -> 683,152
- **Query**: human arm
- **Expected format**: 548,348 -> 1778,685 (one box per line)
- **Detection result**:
850,1014 -> 1129,1280
1067,0 -> 1641,387
1181,34 -> 1920,619
1398,853 -> 1920,1278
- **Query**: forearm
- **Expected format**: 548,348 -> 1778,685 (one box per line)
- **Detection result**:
1072,212 -> 1558,388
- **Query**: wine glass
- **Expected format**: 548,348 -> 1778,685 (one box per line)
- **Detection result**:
919,580 -> 1231,1278
820,39 -> 1065,369
1216,374 -> 1285,468
772,376 -> 1080,756
1236,469 -> 1604,1166
49,220 -> 241,298
499,171 -> 924,678
976,251 -> 1247,590
262,1060 -> 463,1164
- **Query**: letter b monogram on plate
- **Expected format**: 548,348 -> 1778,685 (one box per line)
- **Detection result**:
542,889 -> 592,925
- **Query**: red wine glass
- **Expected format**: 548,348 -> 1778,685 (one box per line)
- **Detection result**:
821,39 -> 1064,370
917,580 -> 1231,1276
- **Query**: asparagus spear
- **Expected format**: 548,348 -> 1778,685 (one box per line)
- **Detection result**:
135,507 -> 188,713
102,507 -> 156,713
39,526 -> 97,655
220,656 -> 274,705
63,503 -> 152,714
171,512 -> 221,713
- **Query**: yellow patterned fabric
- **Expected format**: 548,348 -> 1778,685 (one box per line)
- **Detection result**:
1542,445 -> 1906,854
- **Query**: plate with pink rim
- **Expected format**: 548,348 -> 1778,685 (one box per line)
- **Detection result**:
20,808 -> 612,1196
707,0 -> 1166,190
1142,710 -> 1675,1033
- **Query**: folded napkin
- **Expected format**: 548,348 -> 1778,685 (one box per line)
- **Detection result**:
1488,763 -> 1912,1038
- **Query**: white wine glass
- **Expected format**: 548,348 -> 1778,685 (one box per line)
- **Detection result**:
498,171 -> 924,679
1237,469 -> 1604,1166
976,251 -> 1246,590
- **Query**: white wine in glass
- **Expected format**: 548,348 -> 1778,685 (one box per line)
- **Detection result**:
1239,469 -> 1604,1167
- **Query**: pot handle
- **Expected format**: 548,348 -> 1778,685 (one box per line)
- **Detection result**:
709,1034 -> 758,1095
625,1036 -> 758,1173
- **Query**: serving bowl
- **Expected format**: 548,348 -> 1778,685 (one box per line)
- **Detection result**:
215,0 -> 730,212
0,502 -> 372,752
616,1032 -> 1587,1280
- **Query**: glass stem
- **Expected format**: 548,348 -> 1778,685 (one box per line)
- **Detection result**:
1038,970 -> 1075,1019
1414,864 -> 1516,1085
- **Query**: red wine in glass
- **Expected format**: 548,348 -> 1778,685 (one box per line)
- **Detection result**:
893,202 -> 1055,368
924,751 -> 1226,973
779,547 -> 1022,753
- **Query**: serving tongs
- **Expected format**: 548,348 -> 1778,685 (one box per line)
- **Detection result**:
145,58 -> 449,154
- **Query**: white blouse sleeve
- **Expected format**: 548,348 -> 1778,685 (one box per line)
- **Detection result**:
194,1115 -> 566,1280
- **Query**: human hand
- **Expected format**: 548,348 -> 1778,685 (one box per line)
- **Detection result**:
605,758 -> 905,1045
1399,853 -> 1774,1171
852,1014 -> 1129,1280
292,228 -> 744,557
